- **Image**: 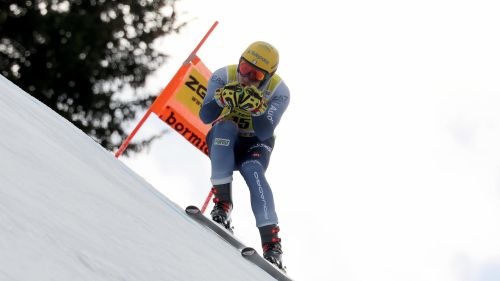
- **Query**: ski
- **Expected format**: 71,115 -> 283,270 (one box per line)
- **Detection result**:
185,205 -> 293,281
185,205 -> 245,250
241,247 -> 293,281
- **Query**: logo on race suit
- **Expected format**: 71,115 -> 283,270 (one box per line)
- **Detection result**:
249,143 -> 272,153
263,90 -> 273,100
253,171 -> 269,220
266,104 -> 278,124
214,138 -> 231,146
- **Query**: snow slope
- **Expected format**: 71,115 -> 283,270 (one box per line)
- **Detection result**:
0,74 -> 275,281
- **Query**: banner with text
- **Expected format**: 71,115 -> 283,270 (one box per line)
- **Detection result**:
150,56 -> 212,155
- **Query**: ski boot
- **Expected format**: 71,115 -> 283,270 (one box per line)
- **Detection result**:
210,183 -> 233,233
259,224 -> 285,271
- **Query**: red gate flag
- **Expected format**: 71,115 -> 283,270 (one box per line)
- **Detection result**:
115,21 -> 217,158
150,55 -> 211,155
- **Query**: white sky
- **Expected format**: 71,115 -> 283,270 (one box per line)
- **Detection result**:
120,1 -> 500,280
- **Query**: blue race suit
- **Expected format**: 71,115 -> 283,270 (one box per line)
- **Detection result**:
199,65 -> 290,227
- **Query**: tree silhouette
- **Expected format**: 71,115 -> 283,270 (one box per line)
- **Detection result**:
0,0 -> 186,154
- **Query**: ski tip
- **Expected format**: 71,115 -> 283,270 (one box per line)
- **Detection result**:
241,247 -> 257,256
185,205 -> 201,214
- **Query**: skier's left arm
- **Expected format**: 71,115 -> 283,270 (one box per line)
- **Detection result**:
252,83 -> 290,140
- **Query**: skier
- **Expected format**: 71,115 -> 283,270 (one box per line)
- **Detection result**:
199,41 -> 290,269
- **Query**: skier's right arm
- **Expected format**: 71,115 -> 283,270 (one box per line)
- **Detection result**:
199,67 -> 229,124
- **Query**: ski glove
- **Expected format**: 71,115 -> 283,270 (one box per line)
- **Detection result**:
239,85 -> 268,116
214,81 -> 244,111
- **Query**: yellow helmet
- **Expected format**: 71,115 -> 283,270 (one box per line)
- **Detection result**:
240,41 -> 279,74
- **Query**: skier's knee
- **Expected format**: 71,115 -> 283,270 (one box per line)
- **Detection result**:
209,120 -> 238,152
240,160 -> 265,179
212,120 -> 238,135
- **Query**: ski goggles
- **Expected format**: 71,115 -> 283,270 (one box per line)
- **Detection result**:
238,59 -> 269,82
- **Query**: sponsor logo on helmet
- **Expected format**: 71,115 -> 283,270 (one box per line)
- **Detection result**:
247,50 -> 270,65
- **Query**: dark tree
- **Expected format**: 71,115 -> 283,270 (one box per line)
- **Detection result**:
0,0 -> 185,153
